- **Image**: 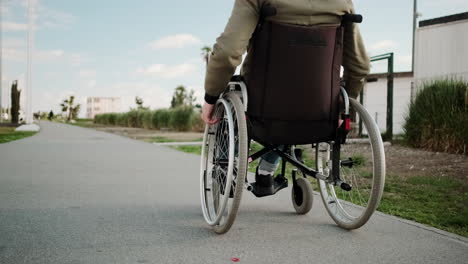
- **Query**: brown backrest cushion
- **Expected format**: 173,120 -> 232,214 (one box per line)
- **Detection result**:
246,22 -> 343,145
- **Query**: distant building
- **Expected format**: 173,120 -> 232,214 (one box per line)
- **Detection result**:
86,97 -> 122,119
415,12 -> 468,86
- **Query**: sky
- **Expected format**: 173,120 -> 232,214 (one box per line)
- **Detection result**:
1,0 -> 468,116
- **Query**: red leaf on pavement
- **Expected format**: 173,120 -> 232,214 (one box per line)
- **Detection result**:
231,257 -> 240,262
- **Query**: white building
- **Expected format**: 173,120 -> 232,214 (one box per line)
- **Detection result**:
363,72 -> 414,135
362,11 -> 468,135
86,97 -> 122,119
415,12 -> 468,87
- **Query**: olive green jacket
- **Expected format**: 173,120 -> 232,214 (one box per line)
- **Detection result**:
204,0 -> 370,101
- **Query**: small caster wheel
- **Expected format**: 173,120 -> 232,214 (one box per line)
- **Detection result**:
291,177 -> 313,214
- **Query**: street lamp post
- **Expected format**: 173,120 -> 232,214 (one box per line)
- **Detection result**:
0,0 -> 4,122
412,0 -> 418,72
25,0 -> 34,124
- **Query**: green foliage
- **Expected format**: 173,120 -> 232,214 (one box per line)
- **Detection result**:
141,111 -> 153,129
170,86 -> 196,108
152,109 -> 171,129
94,107 -> 199,132
404,79 -> 468,154
135,96 -> 149,110
116,113 -> 128,126
169,106 -> 194,131
60,95 -> 81,122
11,81 -> 20,124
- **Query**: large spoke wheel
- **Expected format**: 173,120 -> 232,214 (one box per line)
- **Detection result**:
317,98 -> 385,229
200,92 -> 248,234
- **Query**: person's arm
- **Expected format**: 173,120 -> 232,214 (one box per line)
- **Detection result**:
342,15 -> 370,99
204,0 -> 260,104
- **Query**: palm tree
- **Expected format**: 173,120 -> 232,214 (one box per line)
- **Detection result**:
201,46 -> 212,66
60,96 -> 80,122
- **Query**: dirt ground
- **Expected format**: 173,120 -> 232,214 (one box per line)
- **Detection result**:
91,124 -> 467,181
384,144 -> 467,180
302,142 -> 468,181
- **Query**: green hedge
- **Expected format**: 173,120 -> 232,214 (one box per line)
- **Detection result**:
94,107 -> 204,132
404,79 -> 468,154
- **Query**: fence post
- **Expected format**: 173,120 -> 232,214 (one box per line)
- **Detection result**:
386,53 -> 394,141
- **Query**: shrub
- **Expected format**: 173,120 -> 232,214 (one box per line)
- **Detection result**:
141,111 -> 153,129
191,111 -> 205,132
94,114 -> 103,124
107,113 -> 117,125
94,106 -> 202,132
116,113 -> 128,126
404,79 -> 468,154
152,109 -> 171,129
169,106 -> 194,131
126,110 -> 139,127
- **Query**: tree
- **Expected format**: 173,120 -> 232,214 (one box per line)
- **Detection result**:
60,96 -> 81,121
170,85 -> 196,108
187,89 -> 196,107
48,110 -> 54,121
11,81 -> 20,124
135,96 -> 148,110
201,46 -> 212,66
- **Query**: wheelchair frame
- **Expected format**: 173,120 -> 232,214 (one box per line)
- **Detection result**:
227,80 -> 353,192
201,79 -> 386,233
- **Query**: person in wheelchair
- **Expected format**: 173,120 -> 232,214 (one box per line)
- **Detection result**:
201,0 -> 370,197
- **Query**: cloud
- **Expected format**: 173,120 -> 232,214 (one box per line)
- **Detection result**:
78,70 -> 97,79
149,34 -> 201,49
136,63 -> 197,79
3,46 -> 88,67
368,40 -> 399,53
2,22 -> 28,31
85,80 -> 97,89
3,0 -> 76,31
3,48 -> 25,62
107,82 -> 174,111
38,6 -> 77,30
4,38 -> 27,48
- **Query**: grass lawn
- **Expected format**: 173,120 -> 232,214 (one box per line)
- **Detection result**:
0,127 -> 37,144
173,142 -> 468,237
172,145 -> 202,154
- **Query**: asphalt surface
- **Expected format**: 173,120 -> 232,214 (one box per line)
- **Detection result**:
0,121 -> 467,264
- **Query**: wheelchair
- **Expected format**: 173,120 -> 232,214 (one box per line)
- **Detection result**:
200,9 -> 386,234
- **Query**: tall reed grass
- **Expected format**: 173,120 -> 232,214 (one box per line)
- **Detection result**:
404,79 -> 467,154
94,107 -> 204,132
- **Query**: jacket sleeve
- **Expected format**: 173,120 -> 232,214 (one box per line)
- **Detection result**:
204,0 -> 260,102
342,20 -> 371,99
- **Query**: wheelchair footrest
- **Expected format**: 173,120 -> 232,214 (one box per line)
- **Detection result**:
250,176 -> 288,198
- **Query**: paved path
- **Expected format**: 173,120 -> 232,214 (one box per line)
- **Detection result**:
0,122 -> 467,264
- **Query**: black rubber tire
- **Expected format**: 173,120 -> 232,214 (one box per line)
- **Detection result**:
291,177 -> 313,215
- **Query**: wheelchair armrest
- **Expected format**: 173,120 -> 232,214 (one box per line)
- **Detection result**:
230,75 -> 245,82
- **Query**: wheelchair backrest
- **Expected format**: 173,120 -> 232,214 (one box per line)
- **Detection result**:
246,21 -> 343,145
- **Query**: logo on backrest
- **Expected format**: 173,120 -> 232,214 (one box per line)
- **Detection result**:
288,36 -> 327,47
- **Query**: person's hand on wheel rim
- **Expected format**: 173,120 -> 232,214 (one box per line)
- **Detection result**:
201,103 -> 219,125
